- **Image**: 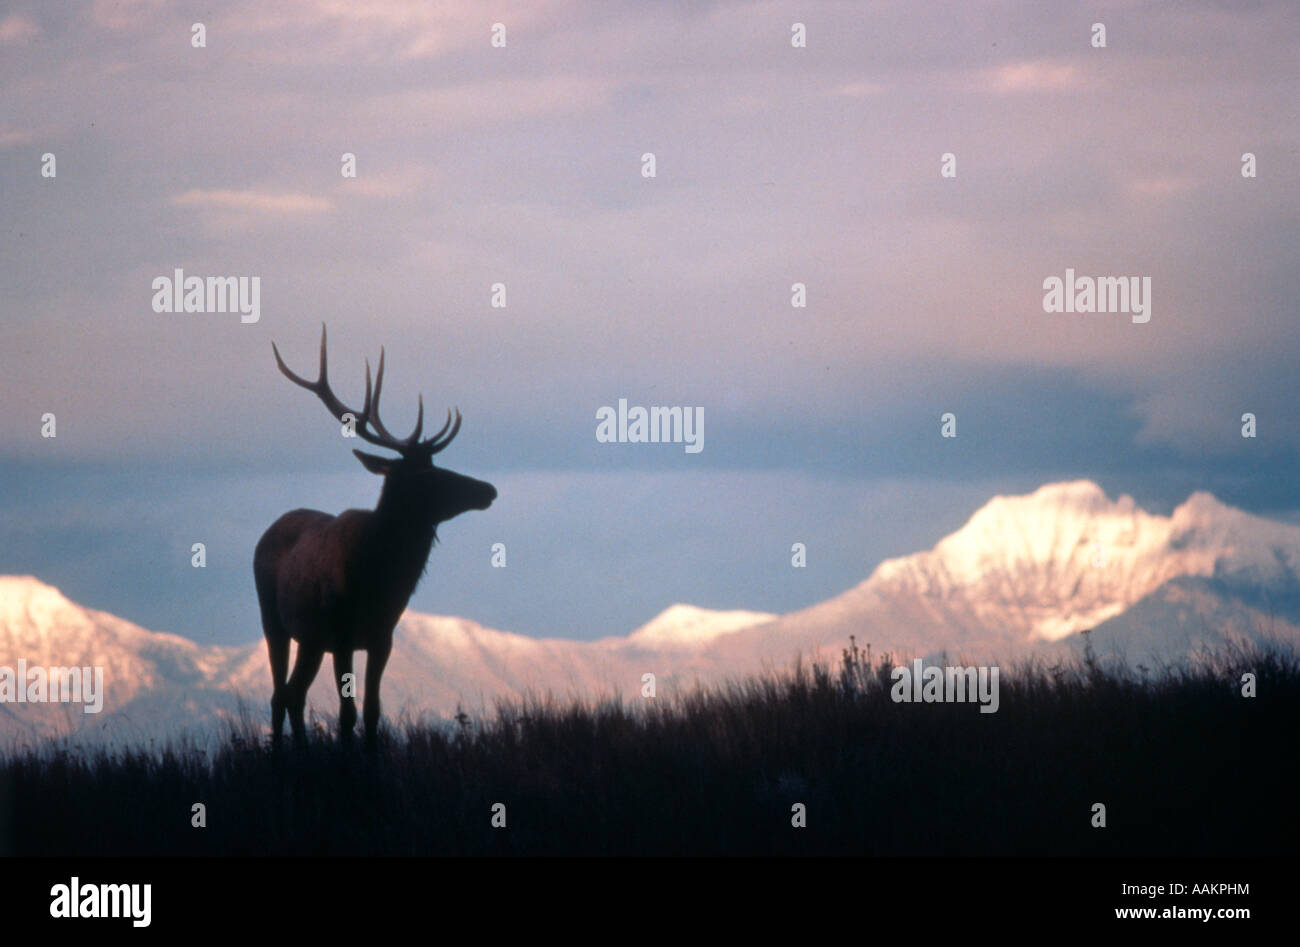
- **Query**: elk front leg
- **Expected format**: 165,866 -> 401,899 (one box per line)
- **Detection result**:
363,638 -> 392,752
333,649 -> 357,746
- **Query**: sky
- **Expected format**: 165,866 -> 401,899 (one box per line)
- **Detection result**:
1,0 -> 1298,646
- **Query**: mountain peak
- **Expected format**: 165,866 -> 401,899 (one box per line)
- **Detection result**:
922,480 -> 1147,582
627,603 -> 776,648
974,479 -> 1123,517
0,575 -> 80,628
1029,479 -> 1108,501
1172,490 -> 1241,524
0,573 -> 62,595
858,482 -> 1300,643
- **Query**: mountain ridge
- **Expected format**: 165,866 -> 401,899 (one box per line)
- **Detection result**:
3,481 -> 1298,742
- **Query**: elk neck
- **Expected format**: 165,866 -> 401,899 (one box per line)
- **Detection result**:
364,474 -> 440,594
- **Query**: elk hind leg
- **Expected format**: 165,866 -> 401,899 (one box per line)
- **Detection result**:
286,642 -> 325,745
266,632 -> 290,747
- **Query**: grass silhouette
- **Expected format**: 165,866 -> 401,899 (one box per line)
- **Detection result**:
3,638 -> 1296,856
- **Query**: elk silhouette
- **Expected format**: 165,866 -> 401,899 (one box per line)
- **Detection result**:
254,324 -> 496,750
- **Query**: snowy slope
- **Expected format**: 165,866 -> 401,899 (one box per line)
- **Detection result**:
3,481 -> 1298,742
0,577 -> 774,741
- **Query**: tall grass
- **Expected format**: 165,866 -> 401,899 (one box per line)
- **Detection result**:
2,639 -> 1295,856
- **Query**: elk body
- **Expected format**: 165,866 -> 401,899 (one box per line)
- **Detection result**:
254,325 -> 496,749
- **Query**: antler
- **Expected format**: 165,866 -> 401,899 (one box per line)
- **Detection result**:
272,323 -> 460,457
420,407 -> 462,456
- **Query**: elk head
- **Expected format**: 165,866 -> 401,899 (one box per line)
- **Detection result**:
272,323 -> 497,528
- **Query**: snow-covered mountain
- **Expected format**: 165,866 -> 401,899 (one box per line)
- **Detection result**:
0,576 -> 776,743
711,481 -> 1300,666
3,481 -> 1298,743
0,576 -> 253,742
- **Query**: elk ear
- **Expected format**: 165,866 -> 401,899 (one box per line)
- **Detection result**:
352,449 -> 395,476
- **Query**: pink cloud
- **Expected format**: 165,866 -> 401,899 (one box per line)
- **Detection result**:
171,188 -> 334,214
0,126 -> 34,149
833,81 -> 886,98
983,60 -> 1087,94
90,0 -> 167,31
218,0 -> 572,62
0,14 -> 38,44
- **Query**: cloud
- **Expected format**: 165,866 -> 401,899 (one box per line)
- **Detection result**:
89,0 -> 167,31
982,60 -> 1088,94
0,14 -> 38,44
214,0 -> 569,63
350,77 -> 612,131
1126,175 -> 1203,197
0,126 -> 34,149
832,81 -> 886,98
170,188 -> 335,214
